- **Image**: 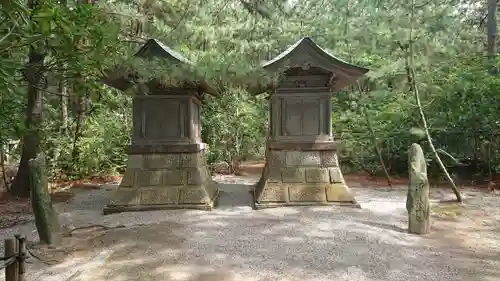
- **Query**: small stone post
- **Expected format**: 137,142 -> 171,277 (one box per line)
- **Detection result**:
29,153 -> 61,245
4,238 -> 18,281
406,143 -> 431,234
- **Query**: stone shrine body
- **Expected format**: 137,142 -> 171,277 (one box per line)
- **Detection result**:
251,37 -> 369,208
102,39 -> 218,214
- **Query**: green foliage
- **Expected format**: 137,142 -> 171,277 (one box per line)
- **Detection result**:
43,88 -> 131,180
1,0 -> 499,185
202,89 -> 267,170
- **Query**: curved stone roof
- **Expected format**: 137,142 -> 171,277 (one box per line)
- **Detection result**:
103,39 -> 216,95
262,37 -> 368,74
251,36 -> 369,94
135,39 -> 194,65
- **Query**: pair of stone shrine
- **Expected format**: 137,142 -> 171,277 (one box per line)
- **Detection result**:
103,37 -> 368,214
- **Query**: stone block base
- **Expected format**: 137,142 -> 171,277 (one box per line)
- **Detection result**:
103,147 -> 218,214
254,149 -> 360,209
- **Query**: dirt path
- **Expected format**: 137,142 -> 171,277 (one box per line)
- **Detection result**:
0,175 -> 499,281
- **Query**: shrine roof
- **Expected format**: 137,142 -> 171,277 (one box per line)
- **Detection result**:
262,37 -> 368,75
249,37 -> 369,94
103,39 -> 216,95
135,39 -> 193,64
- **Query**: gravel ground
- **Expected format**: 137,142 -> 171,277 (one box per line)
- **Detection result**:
0,175 -> 499,281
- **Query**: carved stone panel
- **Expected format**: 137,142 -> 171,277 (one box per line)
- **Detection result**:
189,99 -> 201,143
143,99 -> 182,140
132,96 -> 192,144
283,99 -> 303,136
132,98 -> 143,143
269,67 -> 337,140
279,73 -> 331,89
278,97 -> 326,138
302,99 -> 321,135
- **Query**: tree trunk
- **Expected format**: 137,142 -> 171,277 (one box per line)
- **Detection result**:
59,80 -> 69,134
357,82 -> 392,186
10,17 -> 45,197
68,0 -> 96,174
70,93 -> 87,173
406,0 -> 463,202
59,0 -> 69,135
29,153 -> 61,245
409,53 -> 462,203
363,106 -> 392,187
487,0 -> 497,58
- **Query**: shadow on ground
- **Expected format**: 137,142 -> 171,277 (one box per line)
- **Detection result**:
12,182 -> 500,281
216,184 -> 254,209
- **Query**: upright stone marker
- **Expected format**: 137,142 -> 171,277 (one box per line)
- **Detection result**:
102,39 -> 218,214
29,153 -> 61,245
250,37 -> 368,208
406,143 -> 431,235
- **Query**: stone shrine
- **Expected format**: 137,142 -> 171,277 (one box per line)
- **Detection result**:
102,39 -> 218,214
251,37 -> 369,209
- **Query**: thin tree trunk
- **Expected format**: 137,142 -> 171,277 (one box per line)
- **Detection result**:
59,80 -> 68,134
410,67 -> 462,202
356,82 -> 392,186
0,148 -> 8,191
70,93 -> 87,173
407,0 -> 463,202
11,14 -> 45,197
69,0 -> 95,174
363,106 -> 392,187
487,0 -> 497,58
59,0 -> 68,134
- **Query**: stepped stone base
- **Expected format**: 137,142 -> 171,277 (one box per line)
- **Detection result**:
254,149 -> 360,209
103,148 -> 218,214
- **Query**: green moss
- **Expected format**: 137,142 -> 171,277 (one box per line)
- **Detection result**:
431,203 -> 465,218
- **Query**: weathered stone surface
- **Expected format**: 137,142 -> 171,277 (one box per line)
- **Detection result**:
103,79 -> 217,213
128,155 -> 144,169
180,152 -> 205,167
143,154 -> 179,169
105,149 -> 217,213
109,188 -> 140,206
136,170 -> 163,186
256,184 -> 289,202
281,168 -> 306,183
179,187 -> 209,204
140,187 -> 178,205
186,167 -> 210,185
305,168 -> 329,183
320,151 -> 339,167
285,151 -> 321,167
326,183 -> 355,202
289,184 -> 326,202
29,153 -> 61,245
267,168 -> 282,183
268,151 -> 287,167
406,143 -> 430,235
255,148 -> 358,207
251,38 -> 366,208
128,143 -> 205,154
120,168 -> 137,187
164,170 -> 187,185
329,167 -> 345,183
204,182 -> 218,199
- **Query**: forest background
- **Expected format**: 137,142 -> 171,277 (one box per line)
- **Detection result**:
0,0 -> 498,198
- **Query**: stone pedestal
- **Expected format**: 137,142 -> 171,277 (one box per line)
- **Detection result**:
104,144 -> 217,214
101,39 -> 221,214
254,143 -> 359,209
